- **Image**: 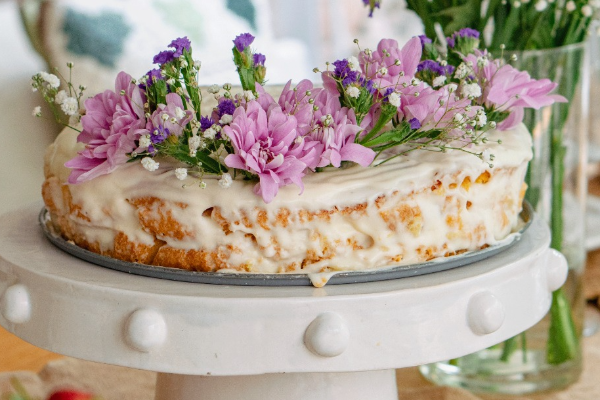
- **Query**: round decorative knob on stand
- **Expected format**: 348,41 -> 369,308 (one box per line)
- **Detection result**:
0,205 -> 567,400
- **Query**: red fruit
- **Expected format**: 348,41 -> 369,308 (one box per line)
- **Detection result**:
47,390 -> 94,400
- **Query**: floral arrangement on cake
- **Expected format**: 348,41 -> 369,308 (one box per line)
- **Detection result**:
32,30 -> 563,203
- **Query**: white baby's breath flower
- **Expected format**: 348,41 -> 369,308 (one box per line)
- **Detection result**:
535,0 -> 548,11
476,56 -> 489,68
345,86 -> 360,98
347,56 -> 360,71
194,59 -> 201,69
166,78 -> 175,85
175,107 -> 186,120
218,173 -> 233,189
200,181 -> 207,189
161,113 -> 169,122
203,127 -> 216,140
447,83 -> 458,93
388,92 -> 401,108
582,4 -> 593,16
454,113 -> 465,123
141,157 -> 159,172
377,67 -> 388,76
219,114 -> 233,125
475,112 -> 487,127
513,1 -> 522,8
188,135 -> 202,151
174,168 -> 188,180
243,90 -> 255,101
61,97 -> 78,116
54,90 -> 68,105
454,63 -> 469,79
139,134 -> 151,149
32,106 -> 42,117
40,72 -> 60,88
461,83 -> 482,99
432,75 -> 447,88
566,1 -> 576,11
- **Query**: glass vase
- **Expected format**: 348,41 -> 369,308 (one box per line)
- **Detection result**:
420,41 -> 590,395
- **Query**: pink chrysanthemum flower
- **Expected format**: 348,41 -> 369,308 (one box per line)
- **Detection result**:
309,90 -> 375,168
65,72 -> 146,184
223,101 -> 320,203
360,37 -> 422,91
277,80 -> 322,136
464,51 -> 566,129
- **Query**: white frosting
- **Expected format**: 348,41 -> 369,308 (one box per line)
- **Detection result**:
43,124 -> 532,281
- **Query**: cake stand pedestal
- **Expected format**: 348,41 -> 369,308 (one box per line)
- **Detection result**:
0,204 -> 567,400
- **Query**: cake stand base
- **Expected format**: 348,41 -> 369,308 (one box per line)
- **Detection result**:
155,370 -> 397,400
0,205 -> 568,400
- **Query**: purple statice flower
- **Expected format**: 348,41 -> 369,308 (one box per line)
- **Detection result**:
418,35 -> 432,49
417,60 -> 446,76
363,0 -> 381,17
444,64 -> 456,76
217,98 -> 236,117
408,118 -> 421,130
153,50 -> 175,65
382,87 -> 394,102
65,72 -> 147,184
332,59 -> 360,87
233,33 -> 255,52
200,115 -> 214,130
170,37 -> 191,58
141,68 -> 163,88
153,36 -> 191,65
447,28 -> 480,48
223,101 -> 319,203
149,125 -> 170,147
253,53 -> 266,66
362,78 -> 376,95
333,59 -> 349,76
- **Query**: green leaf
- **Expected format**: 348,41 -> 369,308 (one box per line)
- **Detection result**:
154,79 -> 168,105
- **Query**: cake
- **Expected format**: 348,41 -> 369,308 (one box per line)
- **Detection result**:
35,31 -> 561,286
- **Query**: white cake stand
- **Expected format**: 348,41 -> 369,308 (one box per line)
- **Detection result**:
0,204 -> 567,400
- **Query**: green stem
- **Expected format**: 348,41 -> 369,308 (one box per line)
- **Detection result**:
547,289 -> 580,364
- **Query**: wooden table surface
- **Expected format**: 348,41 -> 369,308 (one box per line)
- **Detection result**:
0,325 -> 61,373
